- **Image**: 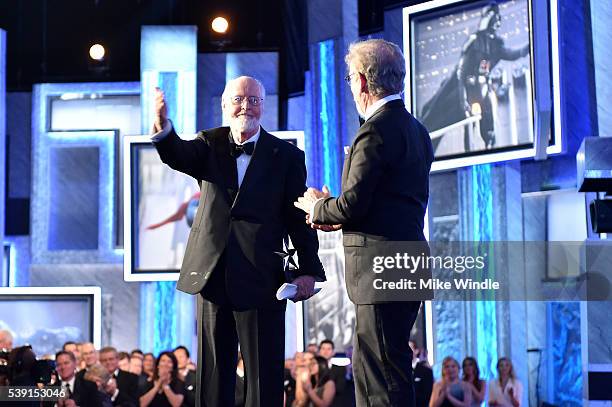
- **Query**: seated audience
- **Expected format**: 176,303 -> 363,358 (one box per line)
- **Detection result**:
488,357 -> 522,407
462,357 -> 486,406
55,350 -> 102,406
99,346 -> 139,406
429,356 -> 472,407
294,355 -> 336,407
139,351 -> 185,407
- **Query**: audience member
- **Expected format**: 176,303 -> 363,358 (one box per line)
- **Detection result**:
173,346 -> 196,407
129,355 -> 150,395
488,357 -> 522,407
131,350 -> 144,360
294,355 -> 336,407
118,352 -> 131,371
55,350 -> 101,407
462,357 -> 486,406
306,343 -> 319,354
429,356 -> 472,407
143,353 -> 156,380
318,340 -> 348,407
139,351 -> 185,407
62,342 -> 81,366
414,347 -> 434,407
99,346 -> 139,407
80,342 -> 99,370
83,363 -> 115,407
0,329 -> 14,350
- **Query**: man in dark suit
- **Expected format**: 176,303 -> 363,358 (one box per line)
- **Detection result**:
99,347 -> 139,407
152,76 -> 325,407
54,350 -> 102,407
295,39 -> 434,406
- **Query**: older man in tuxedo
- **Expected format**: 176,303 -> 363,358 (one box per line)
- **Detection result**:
152,76 -> 325,407
295,39 -> 434,406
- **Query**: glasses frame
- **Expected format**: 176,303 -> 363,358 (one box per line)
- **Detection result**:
229,95 -> 265,106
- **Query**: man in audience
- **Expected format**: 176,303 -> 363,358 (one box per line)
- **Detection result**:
319,339 -> 349,407
306,343 -> 318,354
62,342 -> 81,369
99,346 -> 139,407
117,352 -> 130,371
173,346 -> 196,407
0,329 -> 13,350
411,343 -> 433,407
55,350 -> 101,407
128,355 -> 149,395
80,343 -> 98,370
130,350 -> 144,360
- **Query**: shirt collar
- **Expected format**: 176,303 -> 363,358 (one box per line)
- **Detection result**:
62,375 -> 76,389
364,94 -> 402,122
232,127 -> 261,145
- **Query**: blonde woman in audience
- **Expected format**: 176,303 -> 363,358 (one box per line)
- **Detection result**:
488,357 -> 522,407
462,357 -> 486,406
429,356 -> 472,407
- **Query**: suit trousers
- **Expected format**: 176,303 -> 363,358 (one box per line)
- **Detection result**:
195,255 -> 286,407
352,301 -> 421,407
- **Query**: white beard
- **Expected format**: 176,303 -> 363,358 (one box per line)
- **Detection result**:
227,114 -> 259,137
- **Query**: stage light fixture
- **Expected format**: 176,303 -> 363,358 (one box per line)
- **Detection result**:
211,17 -> 229,34
89,43 -> 105,61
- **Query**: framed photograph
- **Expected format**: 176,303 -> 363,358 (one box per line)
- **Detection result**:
0,287 -> 102,355
123,131 -> 306,282
404,0 -> 562,171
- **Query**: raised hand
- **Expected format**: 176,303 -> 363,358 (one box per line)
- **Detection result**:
154,87 -> 168,132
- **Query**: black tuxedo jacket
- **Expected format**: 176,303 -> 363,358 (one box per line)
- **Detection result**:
312,99 -> 433,304
113,370 -> 139,407
155,126 -> 325,309
52,375 -> 102,407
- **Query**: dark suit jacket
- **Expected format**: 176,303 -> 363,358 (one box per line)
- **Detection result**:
114,370 -> 139,407
155,126 -> 325,309
413,361 -> 434,407
51,375 -> 103,407
312,99 -> 433,304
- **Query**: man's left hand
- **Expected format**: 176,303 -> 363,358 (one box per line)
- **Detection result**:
291,275 -> 316,301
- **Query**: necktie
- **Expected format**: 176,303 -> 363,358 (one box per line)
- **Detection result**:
230,141 -> 255,158
65,382 -> 72,397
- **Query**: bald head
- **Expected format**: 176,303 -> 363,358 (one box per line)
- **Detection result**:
221,76 -> 266,143
0,330 -> 13,350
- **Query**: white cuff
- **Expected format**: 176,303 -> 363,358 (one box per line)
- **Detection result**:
151,120 -> 173,142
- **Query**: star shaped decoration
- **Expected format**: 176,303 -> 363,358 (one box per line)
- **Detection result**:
275,240 -> 299,272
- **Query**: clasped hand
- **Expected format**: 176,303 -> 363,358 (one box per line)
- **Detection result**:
293,186 -> 341,232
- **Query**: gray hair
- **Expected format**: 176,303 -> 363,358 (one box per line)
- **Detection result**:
221,76 -> 266,100
345,39 -> 406,97
84,363 -> 111,383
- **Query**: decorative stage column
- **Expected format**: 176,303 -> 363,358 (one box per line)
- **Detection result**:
0,29 -> 5,284
140,26 -> 197,355
306,0 -> 358,194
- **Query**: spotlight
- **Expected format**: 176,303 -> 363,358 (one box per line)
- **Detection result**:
89,43 -> 105,61
211,17 -> 229,34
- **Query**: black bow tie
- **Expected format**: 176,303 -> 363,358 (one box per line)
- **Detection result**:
230,141 -> 255,158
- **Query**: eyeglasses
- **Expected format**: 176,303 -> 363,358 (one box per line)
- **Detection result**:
344,72 -> 359,84
229,95 -> 264,106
